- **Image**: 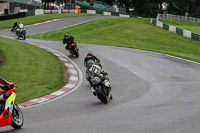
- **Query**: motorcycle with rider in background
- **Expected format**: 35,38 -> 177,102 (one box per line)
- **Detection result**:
63,34 -> 79,57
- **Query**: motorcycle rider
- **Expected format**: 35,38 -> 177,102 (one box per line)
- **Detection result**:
18,22 -> 24,29
84,52 -> 101,67
16,22 -> 25,35
13,21 -> 19,31
84,52 -> 112,99
0,78 -> 15,98
63,34 -> 75,50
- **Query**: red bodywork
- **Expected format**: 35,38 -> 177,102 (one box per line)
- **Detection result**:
0,100 -> 12,127
0,86 -> 16,127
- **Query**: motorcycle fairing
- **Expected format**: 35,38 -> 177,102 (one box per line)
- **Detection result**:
0,93 -> 16,127
0,100 -> 12,127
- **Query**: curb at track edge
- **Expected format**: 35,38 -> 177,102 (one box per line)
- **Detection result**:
18,41 -> 83,108
0,35 -> 82,108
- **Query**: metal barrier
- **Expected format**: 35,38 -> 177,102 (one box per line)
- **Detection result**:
0,12 -> 26,21
150,18 -> 200,42
157,14 -> 200,23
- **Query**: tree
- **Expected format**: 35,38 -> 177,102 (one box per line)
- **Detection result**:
165,0 -> 198,16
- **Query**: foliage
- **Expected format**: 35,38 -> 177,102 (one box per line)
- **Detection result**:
94,0 -> 200,17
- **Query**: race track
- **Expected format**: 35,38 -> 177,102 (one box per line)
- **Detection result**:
1,16 -> 200,133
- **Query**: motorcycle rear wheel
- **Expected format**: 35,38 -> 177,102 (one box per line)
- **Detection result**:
74,51 -> 79,57
11,104 -> 24,129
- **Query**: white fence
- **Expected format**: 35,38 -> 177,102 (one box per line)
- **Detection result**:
157,14 -> 200,23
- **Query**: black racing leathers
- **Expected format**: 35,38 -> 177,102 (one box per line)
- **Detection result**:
63,35 -> 74,50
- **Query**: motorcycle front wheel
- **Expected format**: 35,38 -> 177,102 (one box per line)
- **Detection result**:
96,85 -> 108,104
11,104 -> 24,129
22,34 -> 26,40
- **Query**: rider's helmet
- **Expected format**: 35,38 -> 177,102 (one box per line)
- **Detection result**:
87,51 -> 93,56
64,34 -> 69,38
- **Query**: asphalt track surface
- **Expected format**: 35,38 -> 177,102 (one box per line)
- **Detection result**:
1,16 -> 200,133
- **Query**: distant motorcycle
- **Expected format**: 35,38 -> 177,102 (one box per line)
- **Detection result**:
66,42 -> 79,57
86,64 -> 112,104
0,86 -> 24,128
16,28 -> 26,40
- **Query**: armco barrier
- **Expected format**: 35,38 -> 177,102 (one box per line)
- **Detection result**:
26,9 -> 35,16
51,10 -> 58,14
0,12 -> 26,21
150,18 -> 200,42
163,23 -> 169,30
35,9 -> 44,15
176,28 -> 183,36
44,10 -> 51,14
87,10 -> 96,14
192,33 -> 200,41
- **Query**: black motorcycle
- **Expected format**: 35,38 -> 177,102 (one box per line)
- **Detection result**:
67,43 -> 79,57
86,64 -> 112,104
16,28 -> 26,40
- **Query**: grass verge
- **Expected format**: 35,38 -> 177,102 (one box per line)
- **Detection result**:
161,19 -> 200,34
0,36 -> 65,104
27,17 -> 200,63
0,13 -> 100,30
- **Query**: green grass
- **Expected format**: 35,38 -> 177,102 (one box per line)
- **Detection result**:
161,19 -> 200,34
0,36 -> 65,104
27,17 -> 200,63
0,13 -> 100,30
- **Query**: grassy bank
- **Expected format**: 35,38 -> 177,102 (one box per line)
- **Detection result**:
0,13 -> 100,30
27,17 -> 200,63
161,19 -> 200,34
0,37 -> 65,103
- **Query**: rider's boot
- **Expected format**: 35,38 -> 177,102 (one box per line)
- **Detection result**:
90,86 -> 96,96
107,87 -> 113,100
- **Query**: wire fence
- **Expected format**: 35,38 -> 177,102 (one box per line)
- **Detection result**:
157,14 -> 200,23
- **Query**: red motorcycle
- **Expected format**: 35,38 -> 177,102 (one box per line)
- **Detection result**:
0,86 -> 24,128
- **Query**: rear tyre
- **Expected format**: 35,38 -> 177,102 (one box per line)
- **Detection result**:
11,104 -> 24,129
74,51 -> 79,58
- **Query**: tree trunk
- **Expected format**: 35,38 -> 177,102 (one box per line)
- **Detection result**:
159,1 -> 163,14
168,0 -> 173,14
